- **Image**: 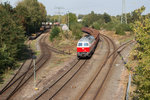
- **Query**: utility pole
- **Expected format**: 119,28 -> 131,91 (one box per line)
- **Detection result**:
67,11 -> 69,30
55,7 -> 64,24
32,55 -> 38,90
121,0 -> 127,24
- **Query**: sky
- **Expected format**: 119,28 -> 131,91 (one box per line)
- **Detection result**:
2,0 -> 150,16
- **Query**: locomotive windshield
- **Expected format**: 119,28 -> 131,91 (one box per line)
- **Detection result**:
78,43 -> 82,46
84,43 -> 88,46
78,43 -> 89,47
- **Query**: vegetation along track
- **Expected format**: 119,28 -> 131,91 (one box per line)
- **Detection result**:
0,34 -> 52,100
79,36 -> 135,100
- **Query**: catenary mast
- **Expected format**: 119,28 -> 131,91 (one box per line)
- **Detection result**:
121,0 -> 127,24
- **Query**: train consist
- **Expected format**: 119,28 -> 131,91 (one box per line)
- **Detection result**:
77,27 -> 100,58
29,24 -> 51,40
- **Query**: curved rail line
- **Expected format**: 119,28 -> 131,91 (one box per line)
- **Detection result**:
78,33 -> 116,100
6,35 -> 51,100
64,27 -> 134,100
93,40 -> 135,100
77,32 -> 135,100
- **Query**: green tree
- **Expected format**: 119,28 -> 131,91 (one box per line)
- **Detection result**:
82,11 -> 102,27
50,15 -> 59,23
70,23 -> 83,39
0,3 -> 25,73
103,13 -> 111,23
132,17 -> 150,99
78,14 -> 84,19
16,0 -> 47,35
132,6 -> 145,22
69,13 -> 77,24
50,26 -> 60,41
46,15 -> 51,22
39,3 -> 47,22
15,5 -> 30,35
92,22 -> 100,30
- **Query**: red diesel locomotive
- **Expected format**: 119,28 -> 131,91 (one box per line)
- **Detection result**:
77,28 -> 99,58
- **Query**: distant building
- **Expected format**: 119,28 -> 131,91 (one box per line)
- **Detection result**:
49,22 -> 52,25
42,22 -> 46,25
77,19 -> 83,22
62,24 -> 69,31
54,22 -> 60,26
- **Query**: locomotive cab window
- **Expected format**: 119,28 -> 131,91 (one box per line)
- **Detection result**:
84,43 -> 88,46
78,43 -> 82,46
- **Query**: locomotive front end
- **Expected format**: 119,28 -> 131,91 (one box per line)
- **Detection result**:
77,42 -> 90,58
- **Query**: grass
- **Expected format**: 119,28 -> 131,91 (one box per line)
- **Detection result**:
30,39 -> 41,56
47,30 -> 77,69
30,40 -> 36,51
0,69 -> 16,89
119,34 -> 135,45
50,30 -> 78,55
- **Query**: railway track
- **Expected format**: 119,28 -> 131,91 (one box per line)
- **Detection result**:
0,34 -> 51,100
79,34 -> 135,100
77,33 -> 116,100
31,59 -> 87,100
93,40 -> 135,100
0,60 -> 29,94
29,29 -> 113,100
33,28 -> 135,100
47,45 -> 71,55
0,27 -> 134,100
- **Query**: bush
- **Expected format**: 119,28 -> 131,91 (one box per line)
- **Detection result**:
0,3 -> 25,74
115,24 -> 132,35
50,26 -> 60,41
102,21 -> 118,31
92,22 -> 100,30
103,13 -> 111,23
70,22 -> 83,39
115,25 -> 125,35
131,18 -> 150,99
122,23 -> 132,31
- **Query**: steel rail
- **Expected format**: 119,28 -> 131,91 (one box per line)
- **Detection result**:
0,36 -> 46,95
6,35 -> 51,100
34,59 -> 85,100
93,40 -> 135,100
79,33 -> 116,100
78,28 -> 134,100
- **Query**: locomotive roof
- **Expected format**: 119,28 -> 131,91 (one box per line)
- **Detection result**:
78,35 -> 95,43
